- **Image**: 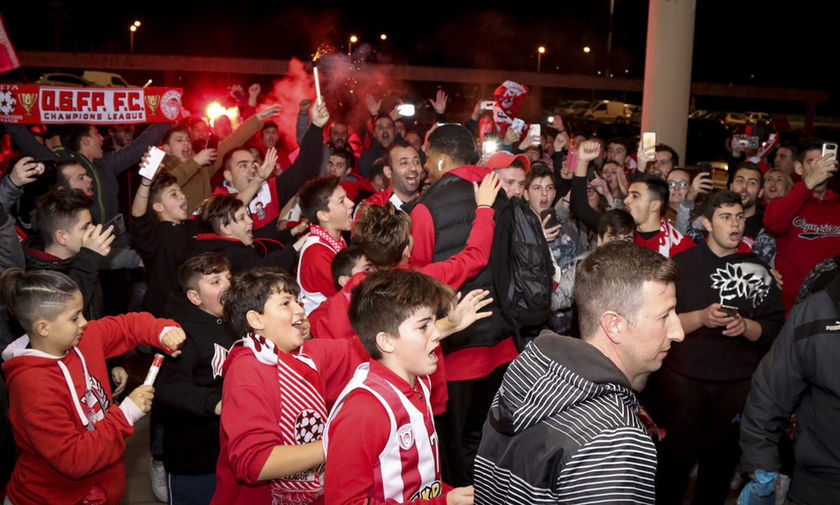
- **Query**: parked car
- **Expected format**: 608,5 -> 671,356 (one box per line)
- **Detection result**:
35,73 -> 93,87
35,71 -> 133,87
584,100 -> 632,123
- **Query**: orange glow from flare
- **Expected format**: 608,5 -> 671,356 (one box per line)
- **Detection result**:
205,101 -> 239,127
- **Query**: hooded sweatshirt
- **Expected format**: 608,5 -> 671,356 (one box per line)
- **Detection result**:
1,313 -> 177,505
156,293 -> 238,475
474,332 -> 657,505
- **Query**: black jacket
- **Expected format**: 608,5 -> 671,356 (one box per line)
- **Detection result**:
740,274 -> 840,505
131,213 -> 205,317
157,293 -> 238,475
475,332 -> 657,504
22,237 -> 104,320
186,232 -> 297,274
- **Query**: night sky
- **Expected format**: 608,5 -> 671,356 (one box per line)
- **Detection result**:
1,1 -> 838,112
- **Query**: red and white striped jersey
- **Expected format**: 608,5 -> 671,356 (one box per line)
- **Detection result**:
325,362 -> 443,502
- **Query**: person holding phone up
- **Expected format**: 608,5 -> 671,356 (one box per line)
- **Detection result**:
645,190 -> 785,505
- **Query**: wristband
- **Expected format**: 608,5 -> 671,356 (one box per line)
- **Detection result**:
476,204 -> 492,209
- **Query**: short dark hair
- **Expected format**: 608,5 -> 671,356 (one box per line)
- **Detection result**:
655,143 -> 680,167
162,124 -> 190,146
54,160 -> 86,188
526,162 -> 556,189
261,121 -> 278,133
607,137 -> 630,153
775,143 -> 798,161
798,142 -> 823,163
373,114 -> 394,126
222,267 -> 299,337
197,195 -> 245,234
597,209 -> 635,238
330,149 -> 355,172
61,124 -> 95,152
427,124 -> 477,166
701,190 -> 743,220
178,252 -> 231,293
370,157 -> 387,181
354,203 -> 412,268
34,188 -> 93,246
221,147 -> 253,174
299,177 -> 340,224
331,245 -> 366,290
348,269 -> 455,359
385,141 -> 418,168
634,174 -> 670,217
732,161 -> 764,189
0,268 -> 79,331
575,241 -> 679,340
148,172 -> 179,206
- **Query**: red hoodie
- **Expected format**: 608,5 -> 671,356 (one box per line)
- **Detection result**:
1,313 -> 177,505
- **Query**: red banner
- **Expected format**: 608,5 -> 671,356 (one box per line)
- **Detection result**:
0,84 -> 183,124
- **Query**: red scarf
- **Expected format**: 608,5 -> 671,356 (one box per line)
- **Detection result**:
309,224 -> 346,254
240,333 -> 326,504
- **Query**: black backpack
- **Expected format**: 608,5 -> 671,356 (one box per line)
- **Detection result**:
492,197 -> 554,340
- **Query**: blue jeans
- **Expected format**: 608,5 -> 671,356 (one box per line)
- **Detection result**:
168,473 -> 216,505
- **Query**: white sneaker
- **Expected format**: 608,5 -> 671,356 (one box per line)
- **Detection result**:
148,458 -> 168,502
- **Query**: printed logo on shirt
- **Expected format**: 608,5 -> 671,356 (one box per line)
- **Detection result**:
710,262 -> 772,308
792,217 -> 840,240
410,480 -> 443,500
295,409 -> 324,444
397,423 -> 414,450
80,375 -> 109,428
211,343 -> 228,379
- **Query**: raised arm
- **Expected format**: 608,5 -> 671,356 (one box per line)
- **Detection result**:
100,122 -> 170,176
274,100 -> 328,209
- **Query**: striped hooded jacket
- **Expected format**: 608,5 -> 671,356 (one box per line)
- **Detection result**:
474,332 -> 657,505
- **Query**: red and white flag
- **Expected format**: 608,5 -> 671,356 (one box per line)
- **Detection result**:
0,14 -> 21,75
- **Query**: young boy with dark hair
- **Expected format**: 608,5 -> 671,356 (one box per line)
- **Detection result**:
131,171 -> 202,316
156,252 -> 237,505
331,244 -> 371,291
189,194 -> 299,273
306,245 -> 371,337
324,268 -> 476,505
24,187 -> 115,319
296,176 -> 355,314
211,267 -> 366,505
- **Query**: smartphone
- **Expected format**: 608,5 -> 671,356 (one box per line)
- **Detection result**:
718,305 -> 739,317
396,103 -> 415,117
540,209 -> 560,229
481,139 -> 499,156
103,213 -> 126,235
527,124 -> 541,145
734,135 -> 760,150
697,162 -> 713,176
139,146 -> 166,180
207,136 -> 220,150
480,100 -> 495,111
822,142 -> 838,162
642,132 -> 656,150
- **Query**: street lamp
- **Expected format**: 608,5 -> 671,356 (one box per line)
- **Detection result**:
583,46 -> 591,54
348,35 -> 358,56
537,46 -> 546,72
129,23 -> 139,54
380,34 -> 387,41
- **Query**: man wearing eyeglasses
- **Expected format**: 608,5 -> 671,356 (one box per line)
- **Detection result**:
665,169 -> 691,225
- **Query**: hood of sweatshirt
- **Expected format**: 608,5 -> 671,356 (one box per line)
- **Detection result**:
487,331 -> 637,436
2,335 -> 98,428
